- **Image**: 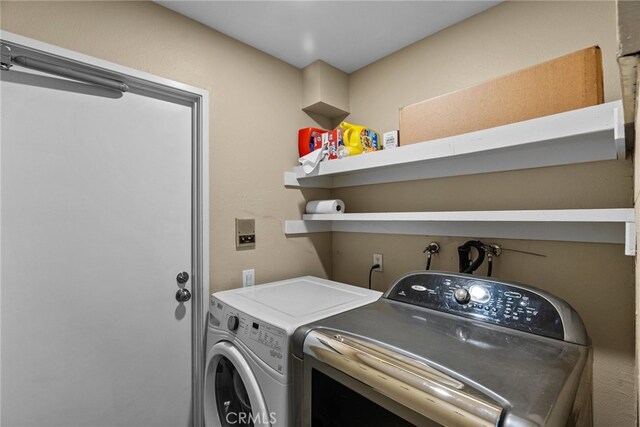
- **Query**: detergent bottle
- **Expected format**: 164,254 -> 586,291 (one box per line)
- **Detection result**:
340,121 -> 381,154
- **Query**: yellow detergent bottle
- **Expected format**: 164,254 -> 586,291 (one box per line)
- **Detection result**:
340,121 -> 381,154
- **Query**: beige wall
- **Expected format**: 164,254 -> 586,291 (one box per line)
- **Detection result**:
336,1 -> 635,426
0,1 -> 332,291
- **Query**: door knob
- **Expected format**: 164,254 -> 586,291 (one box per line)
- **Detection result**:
176,271 -> 189,284
175,288 -> 191,302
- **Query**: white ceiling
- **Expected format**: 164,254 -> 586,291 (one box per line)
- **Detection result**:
156,1 -> 501,73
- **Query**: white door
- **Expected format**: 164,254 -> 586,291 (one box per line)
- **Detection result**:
1,51 -> 196,426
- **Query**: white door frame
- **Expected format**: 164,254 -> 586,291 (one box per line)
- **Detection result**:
0,30 -> 210,427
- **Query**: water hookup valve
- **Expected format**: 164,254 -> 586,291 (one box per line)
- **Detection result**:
458,240 -> 501,276
423,242 -> 440,270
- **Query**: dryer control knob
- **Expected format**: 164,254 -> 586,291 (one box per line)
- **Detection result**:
227,315 -> 239,331
454,288 -> 471,305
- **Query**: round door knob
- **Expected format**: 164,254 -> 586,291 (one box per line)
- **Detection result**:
454,288 -> 471,304
176,271 -> 190,284
175,288 -> 191,303
227,315 -> 239,331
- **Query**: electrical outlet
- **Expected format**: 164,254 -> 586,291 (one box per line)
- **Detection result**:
373,254 -> 383,272
242,269 -> 255,287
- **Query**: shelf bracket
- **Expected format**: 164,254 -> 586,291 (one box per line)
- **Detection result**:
625,221 -> 636,256
284,220 -> 332,234
283,171 -> 333,188
613,104 -> 626,159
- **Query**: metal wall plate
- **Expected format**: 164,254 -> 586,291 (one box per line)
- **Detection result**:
236,218 -> 256,250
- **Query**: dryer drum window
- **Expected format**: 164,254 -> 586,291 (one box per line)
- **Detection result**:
214,356 -> 254,426
311,369 -> 417,427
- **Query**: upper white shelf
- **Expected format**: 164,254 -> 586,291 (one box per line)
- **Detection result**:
284,101 -> 626,189
284,208 -> 636,255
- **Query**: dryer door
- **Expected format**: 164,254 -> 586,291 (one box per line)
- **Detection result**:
205,341 -> 271,427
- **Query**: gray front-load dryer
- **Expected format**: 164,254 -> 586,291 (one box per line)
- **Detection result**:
292,271 -> 591,427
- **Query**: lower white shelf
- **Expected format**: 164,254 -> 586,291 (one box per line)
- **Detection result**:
284,209 -> 636,255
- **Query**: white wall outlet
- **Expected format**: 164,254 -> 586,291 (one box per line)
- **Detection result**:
373,254 -> 383,272
242,269 -> 255,287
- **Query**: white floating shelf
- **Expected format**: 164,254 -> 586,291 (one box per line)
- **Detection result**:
284,101 -> 626,189
284,208 -> 636,255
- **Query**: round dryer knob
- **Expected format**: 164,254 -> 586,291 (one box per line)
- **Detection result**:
454,288 -> 471,305
227,315 -> 239,331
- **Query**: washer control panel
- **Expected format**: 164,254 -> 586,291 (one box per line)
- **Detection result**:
209,297 -> 287,375
385,272 -> 566,341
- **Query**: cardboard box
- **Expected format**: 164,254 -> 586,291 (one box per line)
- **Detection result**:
399,47 -> 604,145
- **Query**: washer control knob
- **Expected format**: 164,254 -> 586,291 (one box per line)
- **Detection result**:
454,288 -> 471,305
227,315 -> 239,331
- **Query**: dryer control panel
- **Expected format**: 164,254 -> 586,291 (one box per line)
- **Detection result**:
385,272 -> 587,345
209,297 -> 287,375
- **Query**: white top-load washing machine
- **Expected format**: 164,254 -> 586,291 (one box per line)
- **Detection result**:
204,276 -> 381,427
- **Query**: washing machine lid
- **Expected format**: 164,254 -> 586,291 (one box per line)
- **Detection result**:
213,276 -> 381,332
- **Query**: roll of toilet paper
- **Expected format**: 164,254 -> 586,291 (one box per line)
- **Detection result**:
305,199 -> 346,214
